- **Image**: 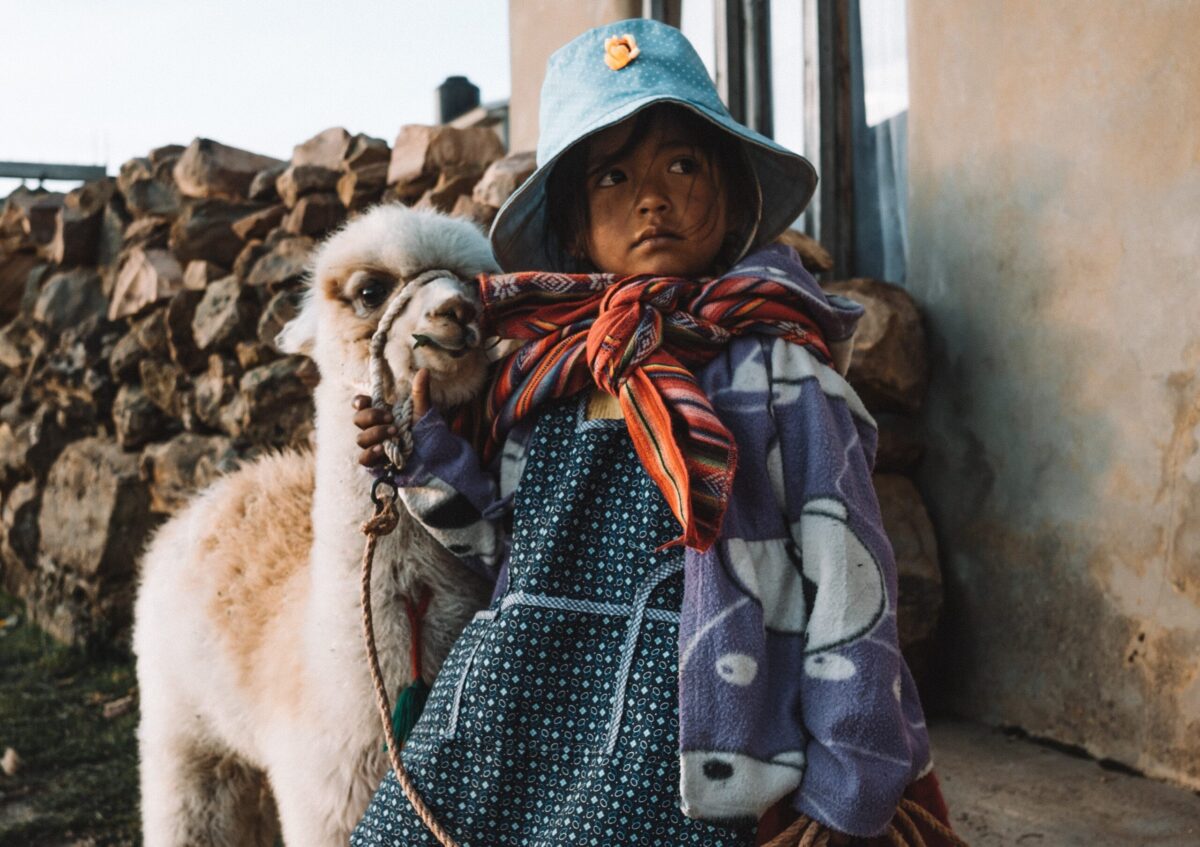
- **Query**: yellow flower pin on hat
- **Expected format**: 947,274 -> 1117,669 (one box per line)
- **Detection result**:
604,34 -> 640,70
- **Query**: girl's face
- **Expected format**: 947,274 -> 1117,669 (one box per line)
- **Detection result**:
582,113 -> 729,277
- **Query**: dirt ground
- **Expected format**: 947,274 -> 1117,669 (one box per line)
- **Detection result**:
0,592 -> 139,847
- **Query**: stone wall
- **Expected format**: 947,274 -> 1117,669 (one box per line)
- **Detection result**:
0,125 -> 528,646
0,125 -> 943,687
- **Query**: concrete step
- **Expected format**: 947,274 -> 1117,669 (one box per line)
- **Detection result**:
932,720 -> 1200,846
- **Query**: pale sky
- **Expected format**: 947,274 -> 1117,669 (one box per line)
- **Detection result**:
0,1 -> 823,200
0,0 -> 511,196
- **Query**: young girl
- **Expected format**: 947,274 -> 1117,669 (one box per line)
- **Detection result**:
351,19 -> 959,847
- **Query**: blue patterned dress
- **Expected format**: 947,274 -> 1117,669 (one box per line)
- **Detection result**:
352,398 -> 756,846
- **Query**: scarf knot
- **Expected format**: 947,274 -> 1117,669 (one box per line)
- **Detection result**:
587,276 -> 691,395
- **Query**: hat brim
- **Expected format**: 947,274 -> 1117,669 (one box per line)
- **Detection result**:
489,95 -> 817,273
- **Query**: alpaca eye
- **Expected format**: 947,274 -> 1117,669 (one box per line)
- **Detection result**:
355,278 -> 391,311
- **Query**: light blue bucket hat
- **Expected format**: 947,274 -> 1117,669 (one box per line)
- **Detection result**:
489,17 -> 818,272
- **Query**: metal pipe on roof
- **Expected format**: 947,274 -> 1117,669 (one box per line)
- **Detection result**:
0,162 -> 107,182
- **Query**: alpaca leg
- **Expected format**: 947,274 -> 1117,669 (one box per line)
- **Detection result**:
270,740 -> 384,847
140,724 -> 278,847
207,753 -> 280,847
272,766 -> 369,847
138,713 -> 199,847
273,775 -> 352,847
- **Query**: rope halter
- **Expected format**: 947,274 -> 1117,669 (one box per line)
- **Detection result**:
360,270 -> 466,847
366,268 -> 459,470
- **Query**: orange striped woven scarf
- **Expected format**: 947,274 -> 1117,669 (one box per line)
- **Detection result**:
478,271 -> 833,551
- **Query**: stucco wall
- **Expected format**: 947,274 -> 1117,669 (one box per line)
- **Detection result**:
906,1 -> 1200,787
507,0 -> 641,153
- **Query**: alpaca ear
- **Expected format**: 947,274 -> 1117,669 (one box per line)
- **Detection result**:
276,293 -> 317,356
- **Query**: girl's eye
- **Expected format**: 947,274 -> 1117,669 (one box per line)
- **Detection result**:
668,156 -> 699,175
596,168 -> 626,187
355,277 -> 391,310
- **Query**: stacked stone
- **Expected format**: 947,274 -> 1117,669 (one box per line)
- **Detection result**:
771,231 -> 945,688
0,120 -> 941,669
774,230 -> 943,687
0,124 -> 525,647
823,278 -> 940,689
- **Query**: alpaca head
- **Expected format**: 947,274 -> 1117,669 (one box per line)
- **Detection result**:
277,204 -> 498,409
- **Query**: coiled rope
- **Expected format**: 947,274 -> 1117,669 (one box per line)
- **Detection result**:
759,799 -> 971,846
360,268 -> 463,847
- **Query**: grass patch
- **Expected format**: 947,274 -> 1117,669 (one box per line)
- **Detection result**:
0,591 -> 139,846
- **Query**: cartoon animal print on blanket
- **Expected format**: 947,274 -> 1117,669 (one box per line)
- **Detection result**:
726,497 -> 885,675
678,498 -> 887,817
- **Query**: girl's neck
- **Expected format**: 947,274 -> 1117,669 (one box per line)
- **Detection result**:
585,389 -> 623,420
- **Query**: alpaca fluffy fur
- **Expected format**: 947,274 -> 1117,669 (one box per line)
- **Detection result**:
134,205 -> 496,846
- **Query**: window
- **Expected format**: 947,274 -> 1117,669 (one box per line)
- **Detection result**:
673,0 -> 910,282
852,0 -> 909,282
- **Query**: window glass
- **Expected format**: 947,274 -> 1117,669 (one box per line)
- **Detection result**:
681,0 -> 718,81
770,0 -> 806,157
860,0 -> 908,127
851,0 -> 909,282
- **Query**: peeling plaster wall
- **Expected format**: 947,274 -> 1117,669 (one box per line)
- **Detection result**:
906,1 -> 1200,787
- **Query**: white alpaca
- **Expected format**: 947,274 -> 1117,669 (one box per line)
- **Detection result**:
133,205 -> 496,846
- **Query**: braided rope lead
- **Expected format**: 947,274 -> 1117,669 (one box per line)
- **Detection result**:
360,272 -> 463,847
360,483 -> 461,847
898,798 -> 970,846
890,803 -> 927,847
761,816 -> 830,847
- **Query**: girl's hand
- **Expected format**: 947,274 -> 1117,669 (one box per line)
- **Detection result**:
351,370 -> 431,467
352,396 -> 395,467
410,369 -> 431,420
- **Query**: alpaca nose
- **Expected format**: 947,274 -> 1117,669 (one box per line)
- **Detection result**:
435,296 -> 477,325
